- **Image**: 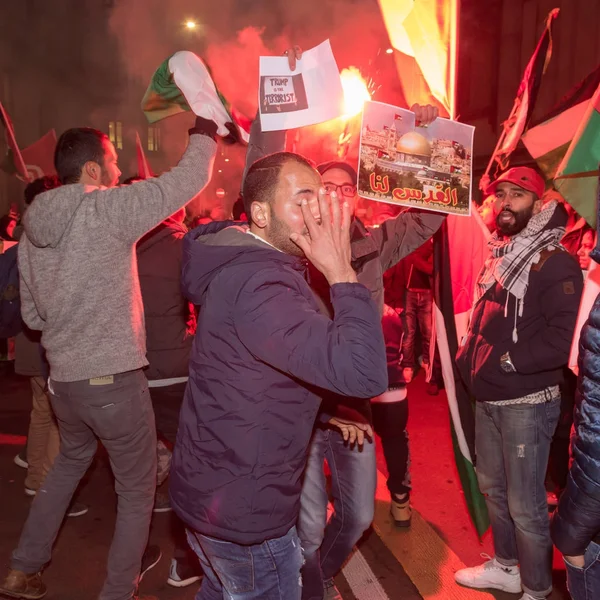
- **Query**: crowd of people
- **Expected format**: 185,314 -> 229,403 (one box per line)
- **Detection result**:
0,45 -> 599,600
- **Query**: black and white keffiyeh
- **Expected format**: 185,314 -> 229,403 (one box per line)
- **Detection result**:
475,200 -> 565,341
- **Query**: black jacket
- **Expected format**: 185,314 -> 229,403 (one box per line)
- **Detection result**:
456,209 -> 583,402
170,225 -> 387,544
137,219 -> 194,381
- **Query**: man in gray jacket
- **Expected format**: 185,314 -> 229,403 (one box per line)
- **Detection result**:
0,92 -> 226,598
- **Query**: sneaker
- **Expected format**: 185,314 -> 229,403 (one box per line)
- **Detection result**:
390,494 -> 412,528
153,492 -> 172,513
167,558 -> 203,588
139,545 -> 162,583
324,579 -> 343,600
520,595 -> 543,600
455,556 -> 522,593
24,487 -> 36,497
0,569 -> 46,599
14,451 -> 29,470
67,502 -> 89,518
168,51 -> 243,141
403,367 -> 414,383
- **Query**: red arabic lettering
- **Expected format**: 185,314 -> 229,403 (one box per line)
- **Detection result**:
392,187 -> 423,202
369,173 -> 390,194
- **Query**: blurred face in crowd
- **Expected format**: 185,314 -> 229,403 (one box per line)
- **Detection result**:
479,195 -> 497,232
251,161 -> 323,257
577,230 -> 595,271
493,182 -> 542,236
322,168 -> 357,217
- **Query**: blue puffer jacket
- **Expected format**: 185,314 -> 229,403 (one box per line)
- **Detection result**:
552,288 -> 600,555
170,224 -> 388,545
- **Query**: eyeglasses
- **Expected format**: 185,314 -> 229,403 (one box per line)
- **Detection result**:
323,183 -> 357,197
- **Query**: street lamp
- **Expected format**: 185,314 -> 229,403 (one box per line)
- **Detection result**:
185,20 -> 198,30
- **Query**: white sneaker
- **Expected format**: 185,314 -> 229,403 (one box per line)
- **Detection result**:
455,556 -> 522,593
520,594 -> 544,600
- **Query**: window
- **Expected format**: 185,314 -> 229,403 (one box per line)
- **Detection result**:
148,126 -> 160,152
108,121 -> 123,149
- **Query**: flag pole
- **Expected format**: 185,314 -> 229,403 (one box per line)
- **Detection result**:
449,0 -> 459,121
0,100 -> 32,183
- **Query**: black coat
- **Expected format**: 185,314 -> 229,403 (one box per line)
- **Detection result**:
170,225 -> 387,544
137,219 -> 194,381
456,210 -> 583,402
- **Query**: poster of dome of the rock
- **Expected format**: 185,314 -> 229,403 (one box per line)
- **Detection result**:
358,101 -> 474,216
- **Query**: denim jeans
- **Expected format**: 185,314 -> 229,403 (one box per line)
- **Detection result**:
402,289 -> 433,369
12,369 -> 157,600
475,397 -> 561,598
298,426 -> 376,600
564,541 -> 600,600
186,526 -> 303,600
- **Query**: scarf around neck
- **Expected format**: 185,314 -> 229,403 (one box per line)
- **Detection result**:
475,200 -> 565,341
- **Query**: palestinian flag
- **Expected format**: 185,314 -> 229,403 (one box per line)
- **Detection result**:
141,51 -> 250,143
482,8 -> 559,188
433,211 -> 490,538
0,101 -> 30,182
554,85 -> 600,228
522,66 -> 600,180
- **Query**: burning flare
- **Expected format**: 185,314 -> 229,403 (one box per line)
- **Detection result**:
340,67 -> 371,118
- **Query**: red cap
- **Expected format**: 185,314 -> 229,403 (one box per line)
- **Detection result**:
485,167 -> 545,199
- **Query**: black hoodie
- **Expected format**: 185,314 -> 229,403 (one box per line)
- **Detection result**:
455,204 -> 583,402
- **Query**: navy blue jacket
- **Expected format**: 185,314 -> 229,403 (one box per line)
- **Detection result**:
170,225 -> 387,544
552,293 -> 600,555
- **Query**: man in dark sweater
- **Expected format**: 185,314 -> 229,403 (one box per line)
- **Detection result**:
454,167 -> 583,600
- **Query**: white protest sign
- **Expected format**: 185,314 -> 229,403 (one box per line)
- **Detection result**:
258,40 -> 344,132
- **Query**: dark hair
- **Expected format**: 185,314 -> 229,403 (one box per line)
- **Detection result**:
54,128 -> 108,184
242,152 -> 315,221
24,175 -> 61,205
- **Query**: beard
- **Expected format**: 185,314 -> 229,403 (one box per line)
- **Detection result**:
495,205 -> 534,236
265,210 -> 306,257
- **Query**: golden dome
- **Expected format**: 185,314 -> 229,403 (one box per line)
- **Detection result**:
396,132 -> 431,156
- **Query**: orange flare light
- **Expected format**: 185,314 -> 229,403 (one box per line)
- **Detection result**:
340,67 -> 371,118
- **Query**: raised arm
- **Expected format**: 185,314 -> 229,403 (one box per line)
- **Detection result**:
94,118 -> 218,244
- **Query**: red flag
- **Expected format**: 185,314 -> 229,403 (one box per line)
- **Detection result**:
21,130 -> 57,180
0,101 -> 31,182
135,131 -> 155,179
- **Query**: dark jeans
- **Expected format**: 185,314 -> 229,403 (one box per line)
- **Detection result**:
186,526 -> 303,600
372,395 -> 410,497
402,289 -> 432,369
476,397 -> 560,598
298,426 -> 376,600
11,369 -> 156,600
149,382 -> 195,565
565,541 -> 600,600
